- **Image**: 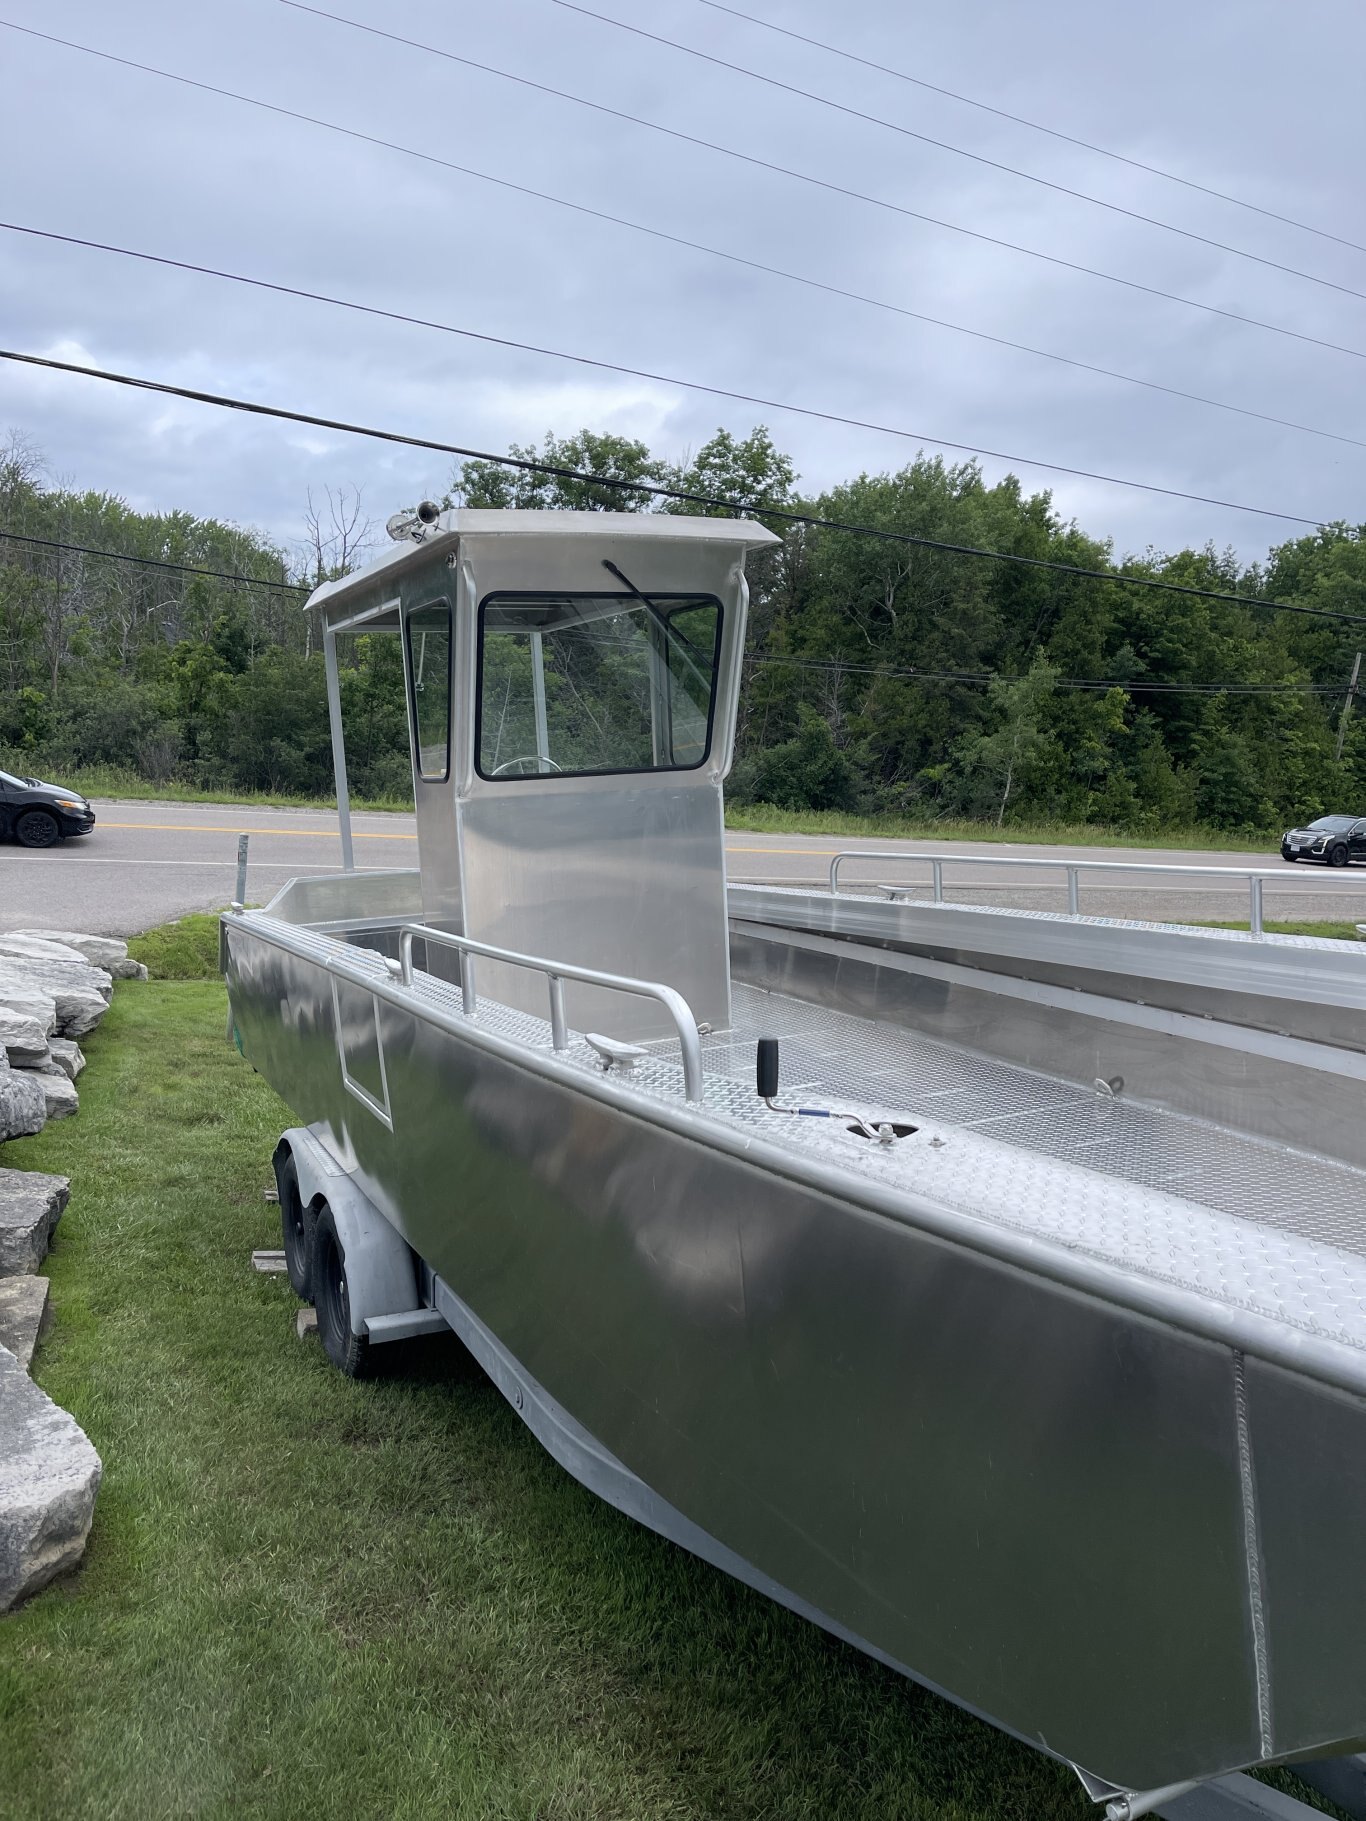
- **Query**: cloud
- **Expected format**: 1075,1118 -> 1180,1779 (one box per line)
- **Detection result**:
1,0 -> 1362,568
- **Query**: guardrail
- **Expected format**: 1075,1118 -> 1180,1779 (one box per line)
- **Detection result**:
397,922 -> 705,1102
826,850 -> 1366,938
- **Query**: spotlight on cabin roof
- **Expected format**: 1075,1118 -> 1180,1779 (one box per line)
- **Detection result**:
384,499 -> 442,544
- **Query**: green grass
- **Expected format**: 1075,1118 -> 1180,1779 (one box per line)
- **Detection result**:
28,763 -> 413,816
127,913 -> 225,980
1192,918 -> 1366,940
0,981 -> 1088,1821
725,802 -> 1283,853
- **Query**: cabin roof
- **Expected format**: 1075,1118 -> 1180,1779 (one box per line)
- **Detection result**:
306,509 -> 782,613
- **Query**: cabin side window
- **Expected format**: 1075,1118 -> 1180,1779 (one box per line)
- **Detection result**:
406,601 -> 452,782
476,592 -> 722,779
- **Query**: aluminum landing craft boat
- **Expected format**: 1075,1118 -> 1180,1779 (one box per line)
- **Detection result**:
222,510 -> 1366,1815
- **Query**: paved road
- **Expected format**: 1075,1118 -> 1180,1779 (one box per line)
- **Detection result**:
5,799 -> 1366,936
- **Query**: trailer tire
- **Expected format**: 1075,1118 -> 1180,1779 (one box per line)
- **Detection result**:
275,1152 -> 313,1300
313,1206 -> 370,1378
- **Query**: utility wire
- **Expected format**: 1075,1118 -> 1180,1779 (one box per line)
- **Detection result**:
264,7 -> 1366,450
5,345 -> 1363,626
691,0 -> 1366,262
35,218 -> 1358,459
0,528 -> 306,592
9,18 -> 1366,376
1,235 -> 1325,527
1,528 -> 1335,696
741,653 -> 1338,693
550,0 -> 1366,305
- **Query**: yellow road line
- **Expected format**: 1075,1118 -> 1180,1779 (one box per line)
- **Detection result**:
724,844 -> 844,856
97,820 -> 416,840
97,821 -> 848,856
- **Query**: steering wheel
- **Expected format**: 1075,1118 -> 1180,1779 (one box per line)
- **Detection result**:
491,754 -> 564,777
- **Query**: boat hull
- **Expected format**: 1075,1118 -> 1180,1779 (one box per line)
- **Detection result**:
224,916 -> 1366,1794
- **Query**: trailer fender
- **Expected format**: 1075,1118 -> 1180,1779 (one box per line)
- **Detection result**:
277,1127 -> 419,1337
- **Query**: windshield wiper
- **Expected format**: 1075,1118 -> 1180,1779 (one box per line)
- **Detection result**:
601,559 -> 707,661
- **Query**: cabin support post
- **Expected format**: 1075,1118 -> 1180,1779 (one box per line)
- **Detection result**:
529,629 -> 551,771
323,623 -> 355,872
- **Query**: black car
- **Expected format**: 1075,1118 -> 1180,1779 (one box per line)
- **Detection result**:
1280,813 -> 1366,866
0,767 -> 96,847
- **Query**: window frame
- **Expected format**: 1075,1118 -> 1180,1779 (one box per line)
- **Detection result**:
404,597 -> 453,784
473,588 -> 725,783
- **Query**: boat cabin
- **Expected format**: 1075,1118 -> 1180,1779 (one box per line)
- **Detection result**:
309,510 -> 779,1037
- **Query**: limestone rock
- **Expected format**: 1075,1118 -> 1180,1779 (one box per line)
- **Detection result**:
0,1170 -> 69,1275
47,1039 -> 85,1081
10,953 -> 113,1004
12,930 -> 128,970
0,1341 -> 101,1611
0,1275 -> 50,1369
0,1008 -> 50,1068
0,980 -> 58,1039
0,936 -> 94,969
28,1069 -> 78,1122
0,960 -> 109,1039
0,1067 -> 46,1144
110,959 -> 148,981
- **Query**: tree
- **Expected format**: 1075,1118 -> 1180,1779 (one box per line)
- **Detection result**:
666,426 -> 796,528
449,430 -> 664,513
951,657 -> 1061,826
729,705 -> 859,811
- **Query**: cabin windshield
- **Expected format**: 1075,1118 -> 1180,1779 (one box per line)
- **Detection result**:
477,591 -> 722,779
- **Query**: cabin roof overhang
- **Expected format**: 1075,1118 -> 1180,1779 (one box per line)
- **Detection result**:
306,509 -> 782,619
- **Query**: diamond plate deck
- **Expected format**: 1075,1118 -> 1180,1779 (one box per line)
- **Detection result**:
242,918 -> 1366,1360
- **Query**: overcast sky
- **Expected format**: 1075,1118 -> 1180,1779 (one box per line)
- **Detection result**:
3,0 -> 1364,570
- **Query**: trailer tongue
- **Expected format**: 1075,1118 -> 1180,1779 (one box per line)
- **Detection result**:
223,508 -> 1366,1816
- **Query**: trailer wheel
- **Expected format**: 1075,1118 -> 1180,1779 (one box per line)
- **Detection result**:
313,1206 -> 370,1377
274,1152 -> 313,1300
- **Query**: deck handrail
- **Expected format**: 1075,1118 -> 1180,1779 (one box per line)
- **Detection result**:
397,923 -> 705,1102
826,849 -> 1366,937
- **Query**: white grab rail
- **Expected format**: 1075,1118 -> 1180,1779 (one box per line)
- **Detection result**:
827,850 -> 1366,938
397,923 -> 706,1102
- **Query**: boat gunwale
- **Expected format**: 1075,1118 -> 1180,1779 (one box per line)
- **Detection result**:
223,907 -> 1366,1401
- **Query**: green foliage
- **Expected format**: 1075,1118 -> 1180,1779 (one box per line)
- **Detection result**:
4,426 -> 1366,837
948,657 -> 1063,826
126,913 -> 224,979
730,704 -> 859,811
451,428 -> 665,512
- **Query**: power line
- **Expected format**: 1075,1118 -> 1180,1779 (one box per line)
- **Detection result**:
257,11 -> 1366,452
550,0 -> 1366,305
0,234 -> 1326,530
690,0 -> 1366,262
34,221 -> 1349,467
0,528 -> 307,592
5,345 -> 1364,626
8,19 -> 1366,378
1,529 -> 1334,697
742,653 -> 1338,693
